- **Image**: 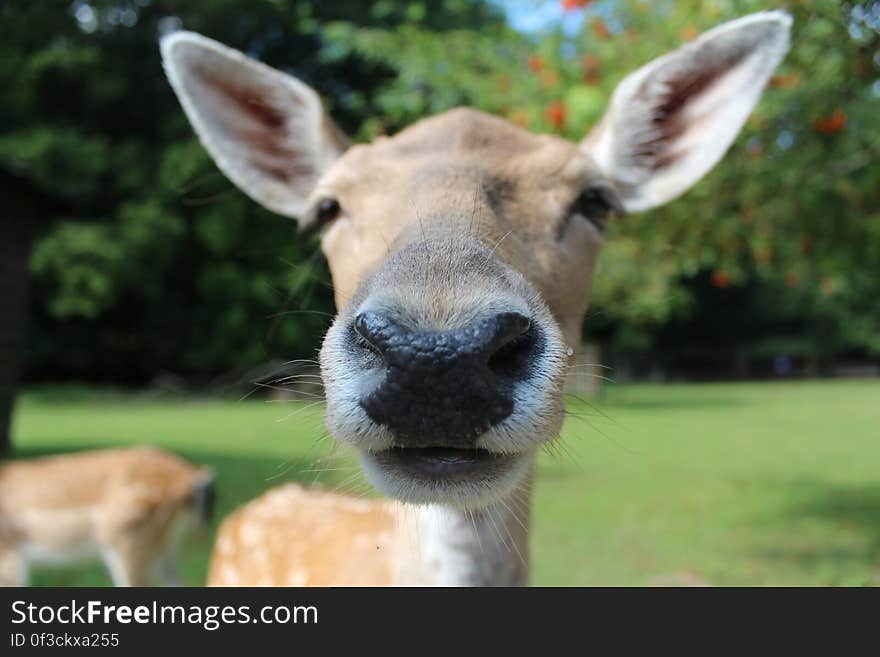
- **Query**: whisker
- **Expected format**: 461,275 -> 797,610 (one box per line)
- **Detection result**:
266,309 -> 336,319
487,229 -> 514,260
565,362 -> 614,371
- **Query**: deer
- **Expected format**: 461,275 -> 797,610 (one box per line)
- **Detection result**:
0,446 -> 215,586
161,11 -> 792,586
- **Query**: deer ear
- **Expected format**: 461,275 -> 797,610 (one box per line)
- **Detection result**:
583,11 -> 791,213
161,31 -> 349,220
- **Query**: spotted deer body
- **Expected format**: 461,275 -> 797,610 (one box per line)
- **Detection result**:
161,12 -> 792,586
0,446 -> 214,586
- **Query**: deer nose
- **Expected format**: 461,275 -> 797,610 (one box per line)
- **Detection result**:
353,310 -> 536,447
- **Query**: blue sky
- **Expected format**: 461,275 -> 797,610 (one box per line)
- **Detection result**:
491,0 -> 570,33
489,0 -> 620,36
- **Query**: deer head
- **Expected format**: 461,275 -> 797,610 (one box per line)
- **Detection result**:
162,12 -> 791,512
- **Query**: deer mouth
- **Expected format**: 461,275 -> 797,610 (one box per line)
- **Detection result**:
373,446 -> 516,479
358,446 -> 531,508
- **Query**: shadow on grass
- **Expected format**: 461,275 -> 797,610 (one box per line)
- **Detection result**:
751,479 -> 880,585
13,442 -> 368,587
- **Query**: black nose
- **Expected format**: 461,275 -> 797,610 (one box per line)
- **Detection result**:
353,311 -> 537,447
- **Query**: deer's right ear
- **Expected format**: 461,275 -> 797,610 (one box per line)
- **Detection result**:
161,32 -> 349,221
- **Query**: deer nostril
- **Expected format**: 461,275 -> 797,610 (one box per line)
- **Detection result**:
486,312 -> 535,380
353,312 -> 370,342
352,312 -> 386,359
490,313 -> 531,349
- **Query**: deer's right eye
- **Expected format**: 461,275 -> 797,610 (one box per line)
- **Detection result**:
558,186 -> 620,240
569,188 -> 617,232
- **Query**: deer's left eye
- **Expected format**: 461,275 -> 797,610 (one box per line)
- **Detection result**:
316,198 -> 342,225
302,197 -> 343,235
566,187 -> 619,234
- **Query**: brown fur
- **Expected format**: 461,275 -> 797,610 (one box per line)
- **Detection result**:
208,484 -> 395,586
0,446 -> 212,586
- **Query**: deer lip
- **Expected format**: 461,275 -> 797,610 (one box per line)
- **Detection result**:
371,446 -> 516,479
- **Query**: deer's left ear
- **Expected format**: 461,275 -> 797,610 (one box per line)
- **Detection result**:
583,11 -> 792,213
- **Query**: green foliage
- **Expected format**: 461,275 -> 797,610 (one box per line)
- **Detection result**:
31,200 -> 184,318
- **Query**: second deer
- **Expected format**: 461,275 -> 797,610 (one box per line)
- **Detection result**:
0,446 -> 214,586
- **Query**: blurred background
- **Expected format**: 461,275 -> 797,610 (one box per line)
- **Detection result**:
1,0 -> 878,585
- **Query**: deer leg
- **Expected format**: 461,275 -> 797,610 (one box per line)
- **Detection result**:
102,548 -> 152,587
0,548 -> 27,586
157,554 -> 183,587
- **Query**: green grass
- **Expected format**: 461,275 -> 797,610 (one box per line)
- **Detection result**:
10,380 -> 880,586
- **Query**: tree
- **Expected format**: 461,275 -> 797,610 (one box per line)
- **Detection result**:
0,169 -> 64,455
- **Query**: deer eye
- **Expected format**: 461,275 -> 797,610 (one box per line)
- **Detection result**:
566,187 -> 619,234
315,198 -> 342,226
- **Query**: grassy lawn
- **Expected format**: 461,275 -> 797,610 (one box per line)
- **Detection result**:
10,380 -> 880,586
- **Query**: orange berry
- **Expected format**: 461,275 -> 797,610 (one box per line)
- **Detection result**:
561,0 -> 593,11
711,270 -> 732,289
545,101 -> 567,130
527,55 -> 545,73
814,109 -> 847,135
590,18 -> 611,40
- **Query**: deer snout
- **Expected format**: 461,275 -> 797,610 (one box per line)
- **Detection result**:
352,310 -> 538,447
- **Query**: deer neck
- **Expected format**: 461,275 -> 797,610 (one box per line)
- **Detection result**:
393,464 -> 533,586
